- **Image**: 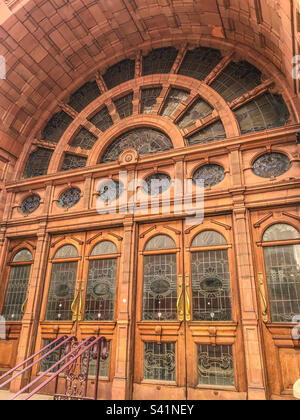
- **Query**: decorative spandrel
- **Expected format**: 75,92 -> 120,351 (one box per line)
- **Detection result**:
177,98 -> 213,130
68,81 -> 101,113
144,342 -> 175,382
24,147 -> 53,179
103,59 -> 135,90
140,87 -> 162,114
187,121 -> 226,146
100,128 -> 173,163
191,250 -> 232,321
89,106 -> 113,132
193,165 -> 225,188
98,180 -> 123,203
143,173 -> 171,196
264,244 -> 300,323
85,258 -> 117,321
70,128 -> 97,150
21,194 -> 41,215
113,93 -> 133,120
61,154 -> 87,171
42,111 -> 73,143
234,93 -> 290,134
143,253 -> 177,321
142,47 -> 178,76
178,47 -> 222,81
161,88 -> 190,118
59,188 -> 81,209
198,345 -> 235,386
252,153 -> 291,178
210,60 -> 262,103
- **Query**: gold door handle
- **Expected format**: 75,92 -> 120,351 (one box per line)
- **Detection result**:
258,272 -> 268,323
185,274 -> 191,322
177,274 -> 184,321
71,287 -> 83,322
21,297 -> 28,314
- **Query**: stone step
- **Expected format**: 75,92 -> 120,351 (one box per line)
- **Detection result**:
0,390 -> 53,400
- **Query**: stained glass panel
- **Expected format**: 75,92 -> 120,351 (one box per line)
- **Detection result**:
40,339 -> 66,373
24,147 -> 53,179
161,88 -> 190,118
45,261 -> 78,321
1,265 -> 31,321
193,165 -> 225,188
68,81 -> 101,113
98,180 -> 123,203
178,47 -> 222,81
177,98 -> 213,130
142,48 -> 178,76
143,174 -> 171,196
88,342 -> 110,377
89,107 -> 113,132
101,128 -> 173,163
198,345 -> 235,386
143,253 -> 177,321
114,93 -> 133,120
210,61 -> 262,103
103,59 -> 135,90
61,154 -> 87,171
70,128 -> 97,150
59,188 -> 81,209
191,231 -> 227,247
234,93 -> 290,134
85,258 -> 117,321
91,241 -> 118,256
191,249 -> 232,321
42,111 -> 73,143
263,224 -> 300,242
144,342 -> 175,382
21,195 -> 41,215
140,87 -> 162,114
54,245 -> 78,259
264,245 -> 300,322
13,249 -> 33,262
252,153 -> 291,178
145,235 -> 176,251
187,121 -> 226,145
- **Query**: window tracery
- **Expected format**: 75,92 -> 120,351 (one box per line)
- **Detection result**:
68,81 -> 101,113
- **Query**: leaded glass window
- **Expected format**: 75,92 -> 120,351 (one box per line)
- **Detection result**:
21,195 -> 41,215
143,253 -> 177,321
178,47 -> 222,81
59,188 -> 81,209
187,121 -> 226,146
264,244 -> 300,322
198,345 -> 235,386
191,231 -> 227,247
143,174 -> 172,196
177,98 -> 213,130
101,128 -> 173,163
24,147 -> 53,179
263,224 -> 300,242
91,241 -> 118,256
68,81 -> 101,113
45,261 -> 78,321
1,251 -> 32,321
61,154 -> 87,171
161,88 -> 190,118
234,93 -> 290,134
113,93 -> 133,120
193,165 -> 225,188
252,153 -> 291,178
103,59 -> 135,90
210,61 -> 262,103
98,180 -> 123,203
70,128 -> 97,150
42,111 -> 73,143
145,235 -> 176,251
85,258 -> 117,321
40,339 -> 66,373
54,245 -> 78,259
89,107 -> 113,132
142,48 -> 178,76
144,342 -> 175,382
140,87 -> 162,114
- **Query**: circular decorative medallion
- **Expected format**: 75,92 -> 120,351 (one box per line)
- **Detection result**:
21,194 -> 41,214
59,188 -> 81,208
144,173 -> 171,195
55,283 -> 70,298
252,153 -> 291,178
98,180 -> 123,202
193,164 -> 225,187
92,283 -> 111,297
150,278 -> 171,295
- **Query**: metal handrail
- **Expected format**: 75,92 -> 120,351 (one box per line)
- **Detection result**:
0,335 -> 69,388
10,336 -> 108,401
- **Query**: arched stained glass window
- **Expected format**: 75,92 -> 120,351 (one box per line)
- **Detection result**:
142,47 -> 178,76
1,249 -> 32,321
161,88 -> 190,118
61,154 -> 87,171
141,87 -> 162,114
54,245 -> 78,259
262,224 -> 300,322
191,231 -> 227,247
177,98 -> 213,130
178,47 -> 222,81
91,241 -> 118,256
145,235 -> 176,251
68,81 -> 101,113
70,128 -> 97,150
103,59 -> 135,90
187,121 -> 226,146
100,128 -> 173,163
89,106 -> 113,132
42,111 -> 73,143
24,148 -> 53,179
252,153 -> 291,178
193,165 -> 225,188
113,93 -> 133,120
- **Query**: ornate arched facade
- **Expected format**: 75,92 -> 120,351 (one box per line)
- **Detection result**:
0,0 -> 299,401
